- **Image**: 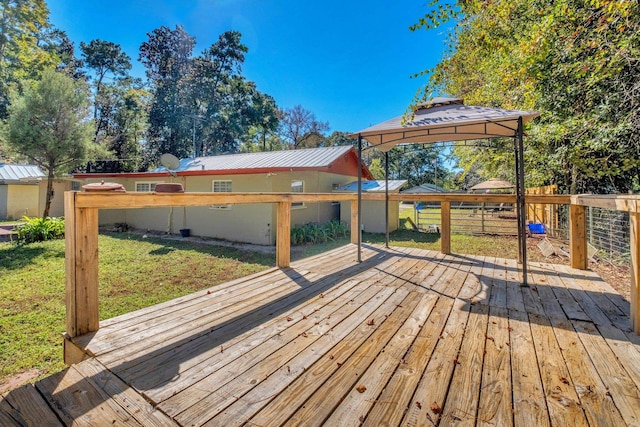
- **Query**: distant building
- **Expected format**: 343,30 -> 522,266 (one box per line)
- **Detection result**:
401,183 -> 448,194
335,180 -> 407,233
0,163 -> 76,219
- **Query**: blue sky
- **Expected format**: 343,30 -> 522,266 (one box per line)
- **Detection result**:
48,0 -> 451,134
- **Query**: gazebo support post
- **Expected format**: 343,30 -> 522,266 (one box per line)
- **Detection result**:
357,134 -> 362,262
385,151 -> 389,248
515,116 -> 528,286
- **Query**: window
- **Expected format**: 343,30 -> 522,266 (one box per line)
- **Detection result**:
135,182 -> 162,192
211,180 -> 232,209
71,181 -> 81,191
292,180 -> 305,208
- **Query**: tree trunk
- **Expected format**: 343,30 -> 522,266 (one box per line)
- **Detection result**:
569,164 -> 578,195
43,167 -> 54,218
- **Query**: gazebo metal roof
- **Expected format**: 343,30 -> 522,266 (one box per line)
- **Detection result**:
351,97 -> 539,286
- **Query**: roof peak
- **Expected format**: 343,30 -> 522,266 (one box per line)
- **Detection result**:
414,97 -> 464,112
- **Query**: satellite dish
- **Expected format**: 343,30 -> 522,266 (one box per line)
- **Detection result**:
160,153 -> 180,171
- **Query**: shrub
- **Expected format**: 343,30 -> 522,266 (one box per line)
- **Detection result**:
290,219 -> 349,246
15,216 -> 65,244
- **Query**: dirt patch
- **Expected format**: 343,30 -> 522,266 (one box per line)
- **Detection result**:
526,236 -> 631,302
0,368 -> 41,394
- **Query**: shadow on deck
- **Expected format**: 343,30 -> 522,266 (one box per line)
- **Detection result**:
2,244 -> 640,426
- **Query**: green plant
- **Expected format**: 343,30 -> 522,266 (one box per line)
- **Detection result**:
324,219 -> 349,239
290,219 -> 349,246
15,216 -> 65,244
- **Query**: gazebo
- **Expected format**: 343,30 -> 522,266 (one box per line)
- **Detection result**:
351,97 -> 539,285
470,177 -> 515,193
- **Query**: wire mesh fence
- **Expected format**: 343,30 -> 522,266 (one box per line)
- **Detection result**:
587,206 -> 631,263
414,202 -> 518,235
410,202 -> 630,266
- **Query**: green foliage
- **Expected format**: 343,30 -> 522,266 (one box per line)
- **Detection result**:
291,219 -> 349,246
15,216 -> 64,244
415,0 -> 640,193
0,0 -> 54,117
4,69 -> 98,216
140,26 -> 276,160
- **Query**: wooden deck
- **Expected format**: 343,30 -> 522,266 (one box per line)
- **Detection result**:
2,243 -> 640,426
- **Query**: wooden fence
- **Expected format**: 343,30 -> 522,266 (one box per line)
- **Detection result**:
64,191 -> 640,345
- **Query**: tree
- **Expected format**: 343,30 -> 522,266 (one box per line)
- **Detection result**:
81,39 -> 132,137
140,26 -> 277,160
5,70 -> 96,217
413,0 -> 640,193
0,0 -> 54,117
45,28 -> 84,79
279,105 -> 329,149
89,77 -> 149,172
139,25 -> 195,160
242,92 -> 280,151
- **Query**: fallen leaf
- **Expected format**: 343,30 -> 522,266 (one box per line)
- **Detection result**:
430,402 -> 441,414
286,316 -> 293,321
559,377 -> 570,385
367,319 -> 375,326
301,332 -> 308,337
356,385 -> 367,393
416,401 -> 422,409
453,359 -> 460,365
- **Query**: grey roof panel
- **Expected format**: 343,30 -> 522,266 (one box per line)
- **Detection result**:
0,164 -> 45,182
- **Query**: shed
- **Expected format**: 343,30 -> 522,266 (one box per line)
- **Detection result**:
0,164 -> 44,219
335,180 -> 407,233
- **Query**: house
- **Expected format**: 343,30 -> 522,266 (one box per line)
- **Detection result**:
72,146 -> 374,245
335,179 -> 407,233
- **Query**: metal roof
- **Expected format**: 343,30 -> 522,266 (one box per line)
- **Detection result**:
335,179 -> 407,193
0,163 -> 45,183
153,146 -> 356,173
401,183 -> 448,193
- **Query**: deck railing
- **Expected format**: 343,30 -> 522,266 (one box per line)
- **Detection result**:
64,191 -> 640,347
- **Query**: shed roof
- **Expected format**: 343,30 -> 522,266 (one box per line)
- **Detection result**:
0,163 -> 45,183
335,179 -> 407,193
401,183 -> 448,194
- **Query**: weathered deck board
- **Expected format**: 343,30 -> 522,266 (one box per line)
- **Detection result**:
4,243 -> 640,426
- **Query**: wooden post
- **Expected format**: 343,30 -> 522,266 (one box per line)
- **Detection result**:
630,211 -> 640,334
276,201 -> 291,268
441,201 -> 451,254
350,199 -> 359,244
569,203 -> 587,270
64,192 -> 99,338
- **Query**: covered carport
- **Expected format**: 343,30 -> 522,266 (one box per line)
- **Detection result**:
351,97 -> 539,285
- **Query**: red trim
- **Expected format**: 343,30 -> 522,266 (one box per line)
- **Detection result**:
72,147 -> 374,180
